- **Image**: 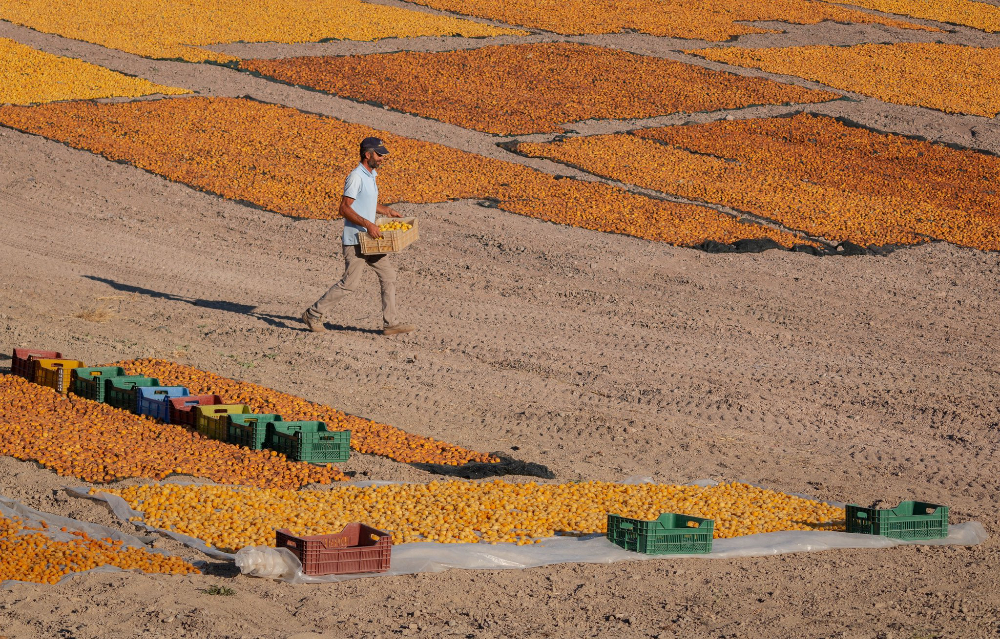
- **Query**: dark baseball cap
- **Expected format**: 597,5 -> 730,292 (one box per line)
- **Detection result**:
360,136 -> 389,155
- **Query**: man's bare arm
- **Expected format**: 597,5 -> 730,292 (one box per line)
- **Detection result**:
340,195 -> 382,239
376,202 -> 402,218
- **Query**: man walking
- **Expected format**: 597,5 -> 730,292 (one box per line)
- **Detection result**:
302,137 -> 415,335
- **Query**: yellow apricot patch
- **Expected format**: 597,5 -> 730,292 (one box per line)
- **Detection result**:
832,0 -> 1000,32
0,38 -> 187,104
403,0 -> 928,40
102,480 -> 845,551
0,0 -> 521,63
691,43 -> 1000,118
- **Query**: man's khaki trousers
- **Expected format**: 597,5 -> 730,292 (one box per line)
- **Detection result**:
306,244 -> 397,327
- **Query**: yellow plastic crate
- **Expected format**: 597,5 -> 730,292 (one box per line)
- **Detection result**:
195,404 -> 251,441
34,359 -> 85,394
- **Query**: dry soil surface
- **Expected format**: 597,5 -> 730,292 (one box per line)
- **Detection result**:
1,8 -> 999,639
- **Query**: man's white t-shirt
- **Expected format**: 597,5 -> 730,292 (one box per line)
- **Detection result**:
342,163 -> 378,246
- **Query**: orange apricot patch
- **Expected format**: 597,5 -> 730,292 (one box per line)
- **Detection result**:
240,42 -> 837,135
518,114 -> 1000,250
0,374 -> 347,488
0,515 -> 198,584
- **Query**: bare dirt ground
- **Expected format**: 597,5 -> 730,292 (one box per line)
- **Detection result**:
1,6 -> 999,639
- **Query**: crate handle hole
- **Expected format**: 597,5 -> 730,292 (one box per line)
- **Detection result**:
856,511 -> 868,519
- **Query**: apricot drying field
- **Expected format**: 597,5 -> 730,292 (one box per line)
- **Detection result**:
1,0 -> 1000,636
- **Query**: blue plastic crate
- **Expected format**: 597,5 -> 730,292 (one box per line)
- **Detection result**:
137,386 -> 190,422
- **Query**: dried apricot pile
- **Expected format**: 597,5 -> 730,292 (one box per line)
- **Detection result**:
102,480 -> 844,551
403,0 -> 926,39
0,38 -> 187,104
116,358 -> 497,465
0,516 -> 198,584
0,97 -> 807,248
691,43 -> 1000,117
517,113 -> 1000,250
832,0 -> 1000,31
240,42 -> 837,135
378,221 -> 412,231
0,0 -> 518,63
0,374 -> 347,488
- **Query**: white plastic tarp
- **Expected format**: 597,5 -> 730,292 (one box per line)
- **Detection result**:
0,492 -> 182,589
70,480 -> 989,584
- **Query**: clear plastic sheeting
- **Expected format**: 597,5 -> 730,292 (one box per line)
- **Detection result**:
235,522 -> 989,584
0,492 -> 176,589
72,481 -> 989,584
235,546 -> 300,580
66,485 -> 234,560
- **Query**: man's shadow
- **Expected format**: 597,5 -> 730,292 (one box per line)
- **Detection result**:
83,276 -> 381,334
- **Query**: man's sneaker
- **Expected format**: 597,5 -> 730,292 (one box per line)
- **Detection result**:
382,323 -> 415,336
301,310 -> 326,333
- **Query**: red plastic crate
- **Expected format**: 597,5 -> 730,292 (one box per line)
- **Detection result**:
168,394 -> 223,427
276,524 -> 392,576
11,348 -> 63,382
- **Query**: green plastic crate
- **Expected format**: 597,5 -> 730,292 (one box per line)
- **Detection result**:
105,376 -> 159,412
266,421 -> 350,464
196,404 -> 251,441
227,414 -> 282,450
846,501 -> 949,540
607,512 -> 714,554
70,367 -> 127,403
